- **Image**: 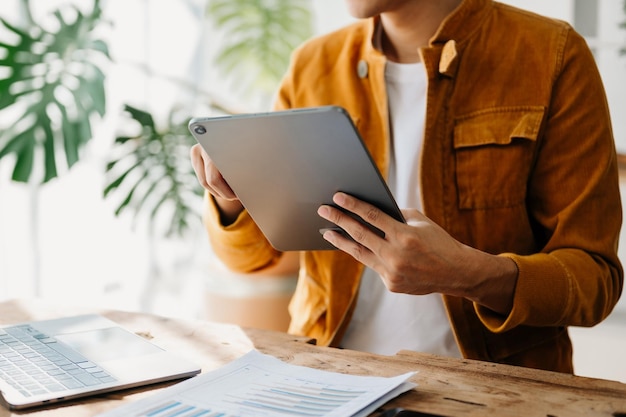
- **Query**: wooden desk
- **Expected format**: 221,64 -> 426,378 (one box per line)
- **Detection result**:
1,299 -> 625,417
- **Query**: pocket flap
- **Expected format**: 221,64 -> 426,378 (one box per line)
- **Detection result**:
454,106 -> 545,148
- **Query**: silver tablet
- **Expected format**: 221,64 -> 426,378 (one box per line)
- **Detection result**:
189,106 -> 404,251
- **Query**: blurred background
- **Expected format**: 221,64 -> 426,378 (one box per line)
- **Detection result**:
0,0 -> 625,382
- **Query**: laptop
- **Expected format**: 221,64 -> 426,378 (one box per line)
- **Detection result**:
0,314 -> 201,410
188,106 -> 405,251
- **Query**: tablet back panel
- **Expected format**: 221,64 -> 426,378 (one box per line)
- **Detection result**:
189,106 -> 403,251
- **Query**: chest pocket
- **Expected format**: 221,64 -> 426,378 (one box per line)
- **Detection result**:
453,107 -> 545,210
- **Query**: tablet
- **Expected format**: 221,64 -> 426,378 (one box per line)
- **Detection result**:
188,106 -> 404,251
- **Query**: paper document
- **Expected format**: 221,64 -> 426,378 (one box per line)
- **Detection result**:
96,349 -> 416,417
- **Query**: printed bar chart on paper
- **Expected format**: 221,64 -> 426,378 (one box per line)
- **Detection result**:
95,350 -> 416,417
138,400 -> 211,416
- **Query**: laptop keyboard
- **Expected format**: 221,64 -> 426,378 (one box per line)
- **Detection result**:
0,324 -> 117,397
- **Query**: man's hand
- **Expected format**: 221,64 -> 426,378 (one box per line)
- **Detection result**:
317,192 -> 518,315
190,144 -> 244,224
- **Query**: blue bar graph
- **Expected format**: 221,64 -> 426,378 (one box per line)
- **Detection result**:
139,400 -> 222,417
97,350 -> 415,417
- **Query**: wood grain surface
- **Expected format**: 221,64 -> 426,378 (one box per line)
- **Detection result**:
1,298 -> 625,417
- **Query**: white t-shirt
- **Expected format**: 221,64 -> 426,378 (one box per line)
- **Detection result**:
340,60 -> 460,357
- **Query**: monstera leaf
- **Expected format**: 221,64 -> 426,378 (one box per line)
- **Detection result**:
101,1 -> 313,237
0,0 -> 109,183
207,0 -> 312,93
103,105 -> 204,237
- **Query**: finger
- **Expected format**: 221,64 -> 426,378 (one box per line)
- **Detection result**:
323,227 -> 374,260
204,158 -> 237,200
332,192 -> 393,233
318,204 -> 383,253
190,144 -> 210,189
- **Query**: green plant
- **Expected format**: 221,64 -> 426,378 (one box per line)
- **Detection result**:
103,0 -> 313,237
207,0 -> 313,95
0,0 -> 109,183
103,105 -> 204,238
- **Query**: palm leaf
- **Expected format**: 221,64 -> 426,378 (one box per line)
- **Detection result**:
0,0 -> 109,183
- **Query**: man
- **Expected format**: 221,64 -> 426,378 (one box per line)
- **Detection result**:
191,0 -> 623,373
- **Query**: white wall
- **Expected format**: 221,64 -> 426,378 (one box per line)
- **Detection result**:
597,1 -> 626,153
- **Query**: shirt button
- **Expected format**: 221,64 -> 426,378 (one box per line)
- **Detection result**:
357,60 -> 368,78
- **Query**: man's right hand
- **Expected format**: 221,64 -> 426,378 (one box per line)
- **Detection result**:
190,143 -> 244,225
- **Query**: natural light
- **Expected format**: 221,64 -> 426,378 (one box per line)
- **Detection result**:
0,0 -> 625,383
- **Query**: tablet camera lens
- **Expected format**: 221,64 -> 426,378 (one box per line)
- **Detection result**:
194,125 -> 207,135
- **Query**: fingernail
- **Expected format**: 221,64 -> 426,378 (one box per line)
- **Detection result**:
333,192 -> 346,204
